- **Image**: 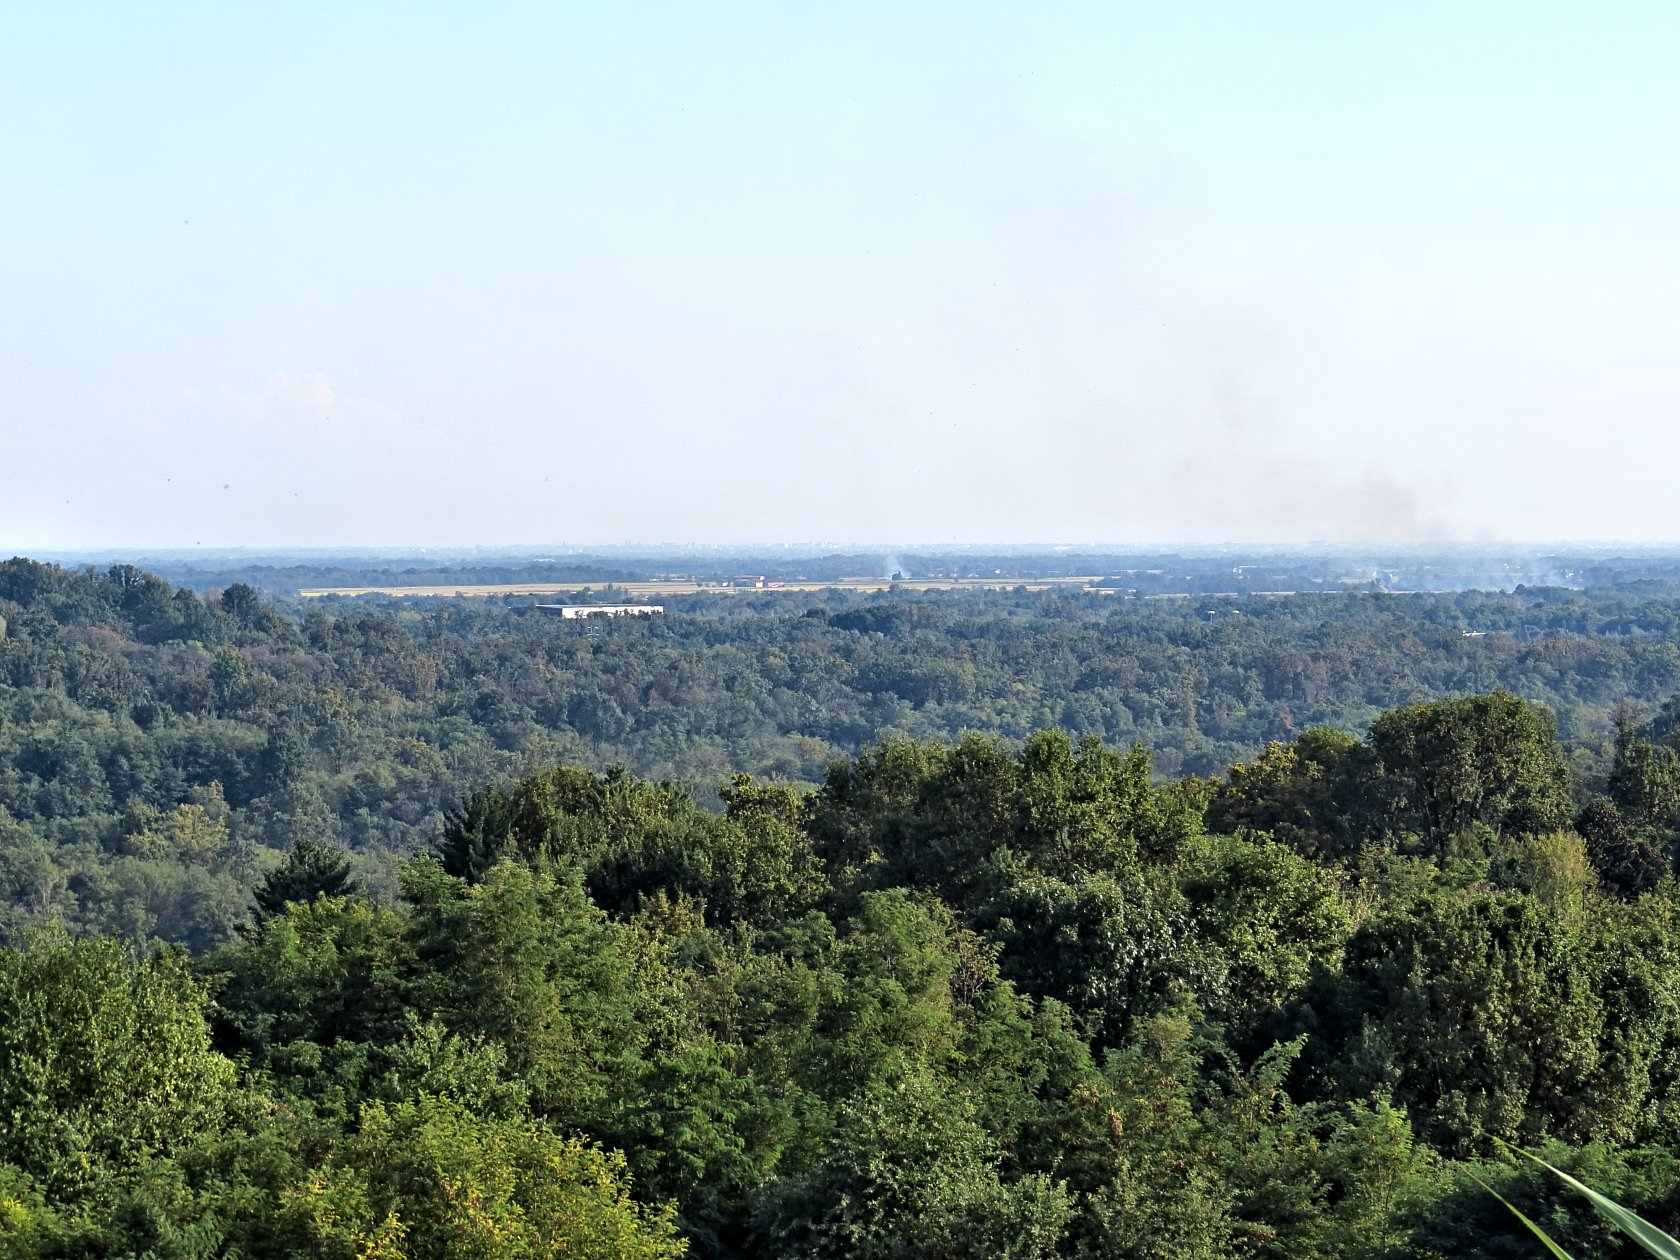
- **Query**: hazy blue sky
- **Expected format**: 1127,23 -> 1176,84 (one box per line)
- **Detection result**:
5,2 -> 1679,548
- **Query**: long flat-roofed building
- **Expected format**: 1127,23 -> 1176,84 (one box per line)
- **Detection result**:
533,604 -> 664,619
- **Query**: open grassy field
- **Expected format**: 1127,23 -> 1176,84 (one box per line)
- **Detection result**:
297,576 -> 1108,598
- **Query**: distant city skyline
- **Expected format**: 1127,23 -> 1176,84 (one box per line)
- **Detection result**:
7,2 -> 1680,548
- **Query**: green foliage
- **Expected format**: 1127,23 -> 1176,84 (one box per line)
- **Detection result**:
1502,1142 -> 1680,1259
0,929 -> 236,1198
251,836 -> 360,921
1321,880 -> 1679,1152
438,767 -> 825,929
979,859 -> 1186,1045
6,555 -> 1680,949
1206,727 -> 1364,858
1609,709 -> 1680,832
402,859 -> 646,1127
1042,1008 -> 1438,1260
10,556 -> 1680,1257
807,890 -> 967,1092
1365,691 -> 1575,852
754,1068 -> 1071,1259
1412,1143 -> 1680,1259
283,1095 -> 686,1259
1177,832 -> 1352,1043
207,894 -> 412,1087
1576,799 -> 1670,899
811,732 -> 1199,908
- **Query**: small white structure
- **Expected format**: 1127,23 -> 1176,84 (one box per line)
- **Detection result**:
534,604 -> 665,619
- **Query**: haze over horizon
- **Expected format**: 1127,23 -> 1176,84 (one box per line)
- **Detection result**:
27,538 -> 1680,562
7,2 -> 1679,550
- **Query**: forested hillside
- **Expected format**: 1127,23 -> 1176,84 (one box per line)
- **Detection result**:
7,557 -> 1680,950
14,557 -> 1680,1255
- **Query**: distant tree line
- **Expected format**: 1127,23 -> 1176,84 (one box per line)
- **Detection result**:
82,544 -> 1680,596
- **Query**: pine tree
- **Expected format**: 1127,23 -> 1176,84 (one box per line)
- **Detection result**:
251,837 -> 359,922
436,785 -> 516,882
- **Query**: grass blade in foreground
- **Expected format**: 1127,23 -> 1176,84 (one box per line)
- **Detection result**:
1472,1173 -> 1576,1260
1478,1182 -> 1579,1260
1497,1141 -> 1680,1259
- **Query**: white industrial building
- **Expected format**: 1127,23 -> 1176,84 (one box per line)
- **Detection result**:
533,604 -> 664,619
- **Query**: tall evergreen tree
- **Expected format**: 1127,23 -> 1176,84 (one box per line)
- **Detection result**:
251,837 -> 359,922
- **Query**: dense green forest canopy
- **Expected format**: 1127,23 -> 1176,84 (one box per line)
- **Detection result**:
8,554 -> 1680,948
12,556 -> 1680,1255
